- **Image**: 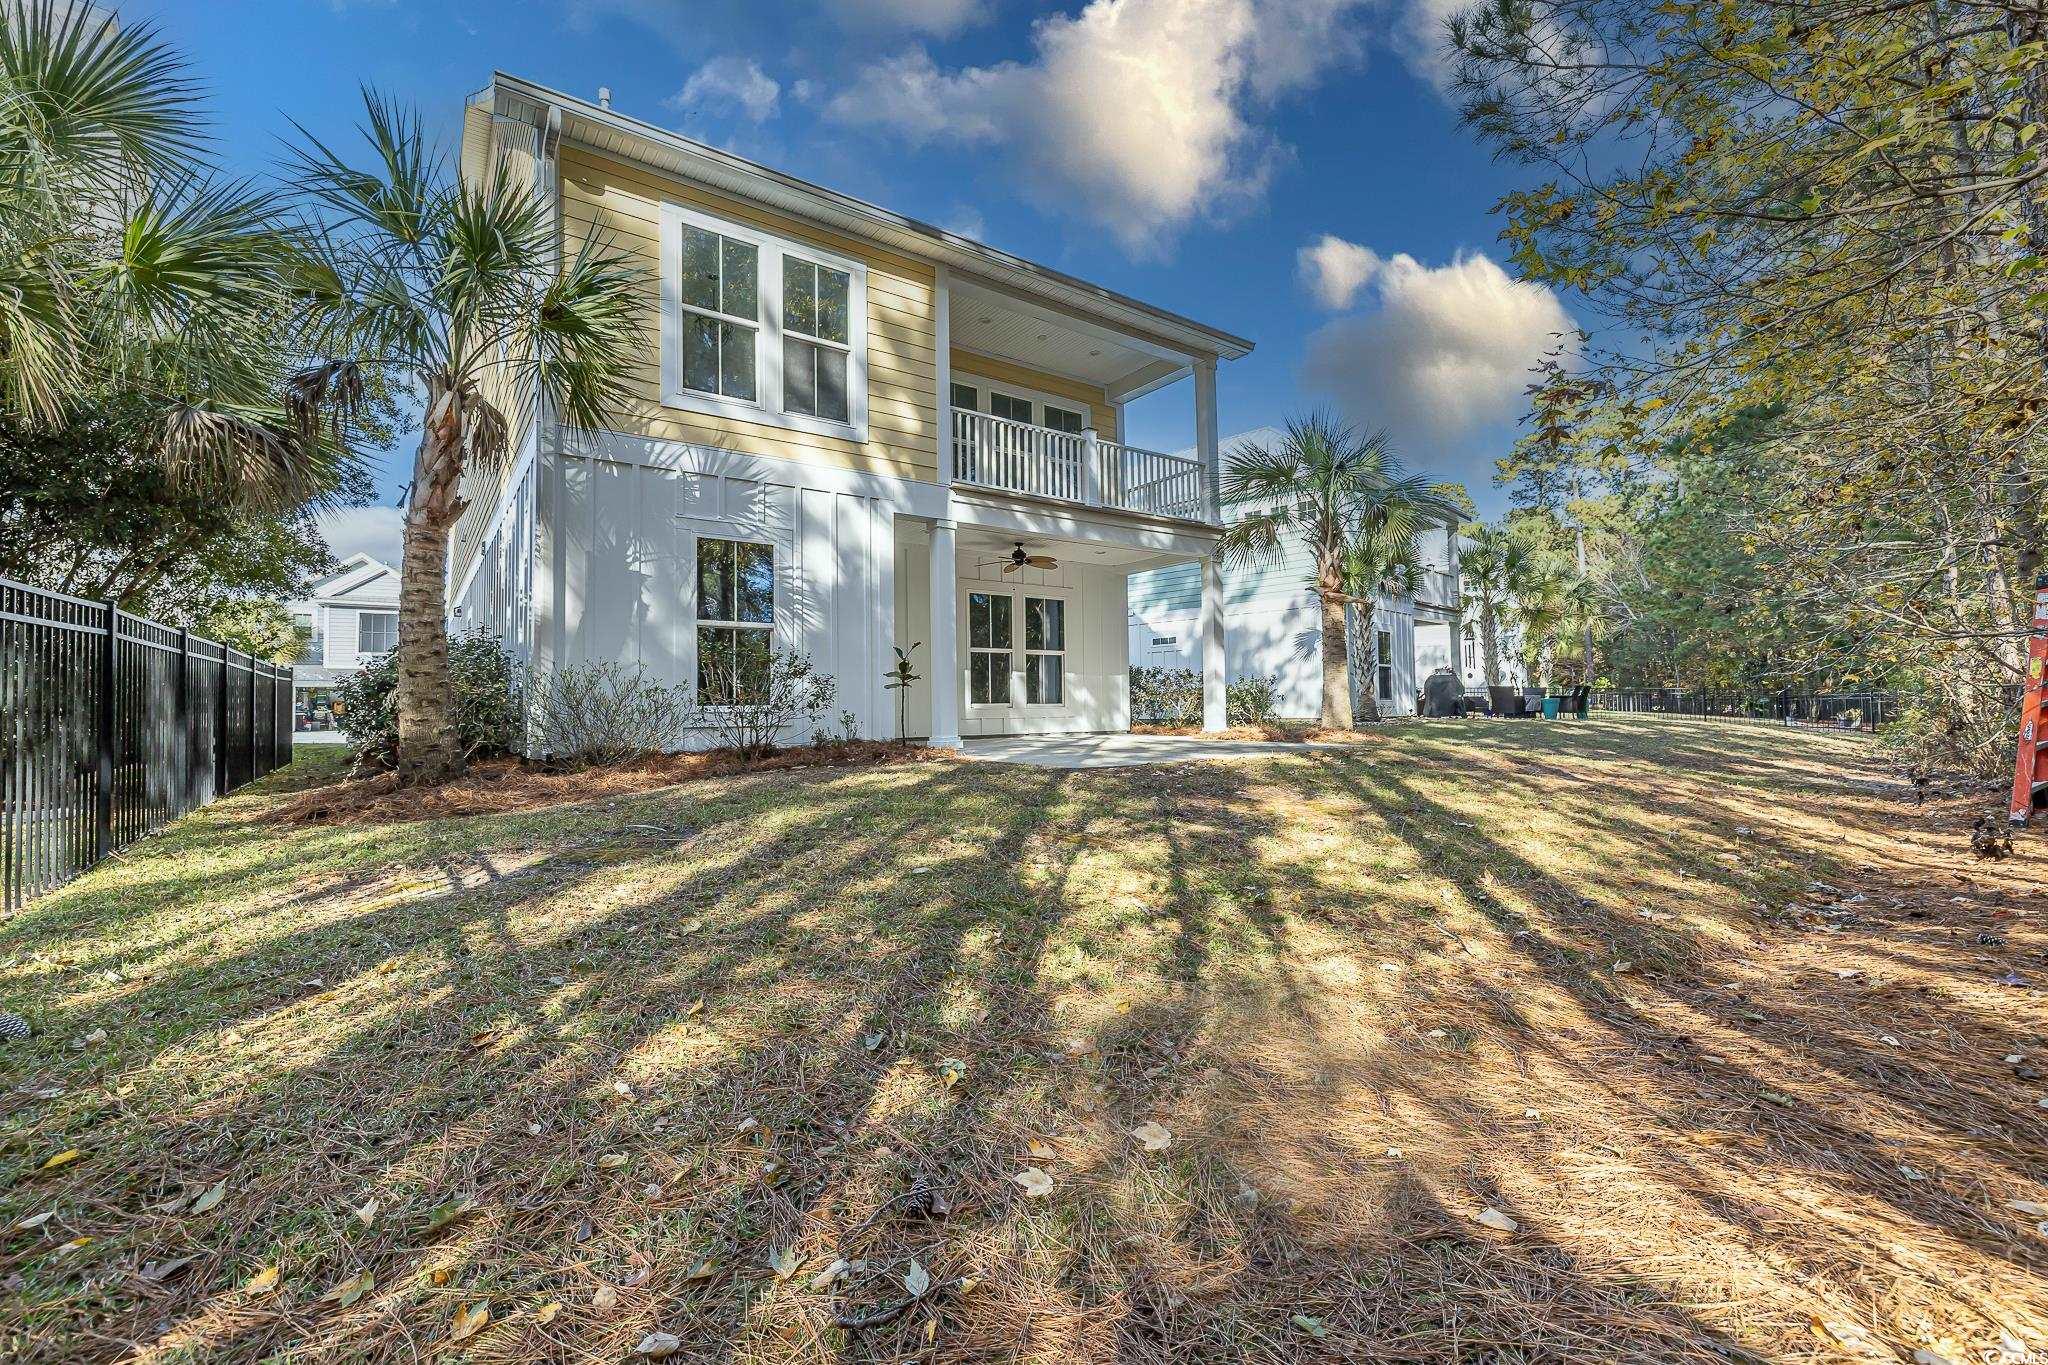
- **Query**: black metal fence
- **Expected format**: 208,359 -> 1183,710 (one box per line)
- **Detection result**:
1,577 -> 293,912
1590,687 -> 1910,732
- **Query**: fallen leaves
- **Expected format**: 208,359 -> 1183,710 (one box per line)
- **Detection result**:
323,1269 -> 375,1307
139,1254 -> 197,1283
634,1330 -> 682,1356
1291,1313 -> 1330,1339
904,1259 -> 932,1298
244,1265 -> 280,1295
809,1258 -> 852,1292
188,1180 -> 225,1216
448,1301 -> 490,1342
351,1197 -> 379,1228
1475,1207 -> 1520,1233
767,1245 -> 800,1282
38,1148 -> 80,1173
1012,1167 -> 1054,1198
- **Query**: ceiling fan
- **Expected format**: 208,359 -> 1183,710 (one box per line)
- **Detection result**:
978,541 -> 1059,574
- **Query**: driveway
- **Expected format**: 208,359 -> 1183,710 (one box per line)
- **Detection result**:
957,732 -> 1337,769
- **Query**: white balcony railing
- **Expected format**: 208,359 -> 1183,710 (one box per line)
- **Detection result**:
951,408 -> 1211,523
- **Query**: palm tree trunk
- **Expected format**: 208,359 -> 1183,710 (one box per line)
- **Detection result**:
393,400 -> 467,784
1319,590 -> 1354,729
1480,593 -> 1501,689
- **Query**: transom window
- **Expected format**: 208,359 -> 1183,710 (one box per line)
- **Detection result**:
697,538 -> 774,704
661,203 -> 867,439
967,592 -> 1012,705
1024,597 -> 1065,704
356,610 -> 396,655
676,224 -> 758,402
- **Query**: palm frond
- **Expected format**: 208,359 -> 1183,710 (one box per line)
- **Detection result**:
524,223 -> 645,432
156,398 -> 359,513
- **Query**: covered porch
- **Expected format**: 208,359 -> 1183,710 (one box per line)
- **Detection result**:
891,512 -> 1227,745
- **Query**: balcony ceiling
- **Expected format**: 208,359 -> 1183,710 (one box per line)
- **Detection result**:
950,277 -> 1187,396
957,526 -> 1178,569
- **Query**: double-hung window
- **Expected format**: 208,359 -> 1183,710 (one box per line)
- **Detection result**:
662,203 -> 867,439
696,538 -> 774,704
967,592 -> 1011,705
1024,597 -> 1065,704
782,256 -> 852,424
356,611 -> 396,655
1376,629 -> 1395,702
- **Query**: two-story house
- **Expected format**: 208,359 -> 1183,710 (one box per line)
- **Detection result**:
1127,429 -> 1464,719
445,74 -> 1251,747
288,553 -> 399,732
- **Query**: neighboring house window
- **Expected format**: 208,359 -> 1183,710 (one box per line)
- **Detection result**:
696,538 -> 774,703
357,611 -> 397,655
1042,404 -> 1085,435
781,255 -> 851,423
661,203 -> 867,439
677,223 -> 759,401
1376,629 -> 1394,702
1024,597 -> 1065,704
968,592 -> 1011,705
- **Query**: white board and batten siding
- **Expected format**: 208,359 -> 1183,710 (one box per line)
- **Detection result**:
452,459 -> 539,665
528,433 -> 912,743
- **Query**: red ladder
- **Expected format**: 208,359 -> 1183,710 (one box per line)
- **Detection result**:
2008,575 -> 2048,825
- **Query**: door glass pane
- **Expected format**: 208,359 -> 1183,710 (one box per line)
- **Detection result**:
816,347 -> 849,423
697,539 -> 734,621
971,652 -> 1010,705
720,322 -> 756,400
783,258 -> 817,336
679,225 -> 719,310
721,238 -> 758,319
989,593 -> 1011,648
950,383 -> 978,411
1043,405 -> 1084,434
736,543 -> 774,623
816,266 -> 850,343
783,337 -> 816,416
990,392 -> 1031,422
682,315 -> 720,394
968,592 -> 991,650
1025,598 -> 1063,652
1026,653 -> 1063,705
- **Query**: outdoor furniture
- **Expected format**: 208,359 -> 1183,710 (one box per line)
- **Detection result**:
1488,685 -> 1533,718
1542,686 -> 1591,720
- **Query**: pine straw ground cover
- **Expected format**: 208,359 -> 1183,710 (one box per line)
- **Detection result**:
2,718 -> 2044,1364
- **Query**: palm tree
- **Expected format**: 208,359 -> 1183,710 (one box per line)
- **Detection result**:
1459,521 -> 1529,689
287,92 -> 643,783
0,3 -> 345,509
1220,414 -> 1460,728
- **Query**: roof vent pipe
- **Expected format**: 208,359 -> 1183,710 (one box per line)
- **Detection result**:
597,86 -> 611,110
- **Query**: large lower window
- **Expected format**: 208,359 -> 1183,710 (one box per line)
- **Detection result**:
697,538 -> 774,703
968,592 -> 1011,705
677,224 -> 759,402
356,610 -> 396,655
1024,597 -> 1065,704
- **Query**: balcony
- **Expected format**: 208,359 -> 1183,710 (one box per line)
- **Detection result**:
951,408 -> 1212,524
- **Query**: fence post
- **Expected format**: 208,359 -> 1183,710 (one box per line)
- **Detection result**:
176,627 -> 190,812
246,657 -> 258,783
93,601 -> 116,859
215,649 -> 229,796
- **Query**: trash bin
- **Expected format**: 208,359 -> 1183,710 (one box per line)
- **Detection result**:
1541,695 -> 1561,720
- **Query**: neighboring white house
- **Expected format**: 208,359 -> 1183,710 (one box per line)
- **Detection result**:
288,553 -> 399,731
444,74 -> 1252,748
1126,429 -> 1463,719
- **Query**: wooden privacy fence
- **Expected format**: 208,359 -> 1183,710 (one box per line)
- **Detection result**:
0,577 -> 293,912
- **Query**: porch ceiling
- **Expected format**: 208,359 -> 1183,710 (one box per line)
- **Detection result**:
955,525 -> 1188,571
949,277 -> 1188,397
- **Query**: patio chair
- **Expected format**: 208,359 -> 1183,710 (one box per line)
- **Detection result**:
1487,685 -> 1533,718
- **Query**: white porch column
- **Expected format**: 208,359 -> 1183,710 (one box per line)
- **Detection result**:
1200,553 -> 1227,732
1194,354 -> 1221,525
928,517 -> 962,749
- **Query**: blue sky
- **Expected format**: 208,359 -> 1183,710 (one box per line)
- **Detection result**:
143,0 -> 1574,562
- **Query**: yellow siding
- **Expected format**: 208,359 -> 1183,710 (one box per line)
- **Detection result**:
952,351 -> 1118,442
559,147 -> 939,483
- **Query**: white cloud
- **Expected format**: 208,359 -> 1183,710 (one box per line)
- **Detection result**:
315,505 -> 404,572
1301,243 -> 1574,462
941,204 -> 987,241
1391,0 -> 1474,91
825,0 -> 990,36
826,0 -> 1369,254
1297,234 -> 1384,310
668,56 -> 781,123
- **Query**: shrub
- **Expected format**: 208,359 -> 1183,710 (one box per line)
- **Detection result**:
337,630 -> 523,770
526,661 -> 693,767
1130,666 -> 1202,725
1227,673 -> 1281,726
695,649 -> 838,759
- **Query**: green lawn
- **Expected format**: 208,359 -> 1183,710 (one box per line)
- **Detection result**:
2,719 -> 2043,1363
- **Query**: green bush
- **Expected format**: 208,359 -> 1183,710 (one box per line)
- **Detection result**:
1131,666 -> 1202,725
525,660 -> 694,767
1227,673 -> 1281,726
336,631 -> 524,770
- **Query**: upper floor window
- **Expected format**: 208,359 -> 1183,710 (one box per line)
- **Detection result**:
661,202 -> 868,441
357,611 -> 397,655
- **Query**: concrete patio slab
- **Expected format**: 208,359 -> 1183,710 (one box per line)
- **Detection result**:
957,733 -> 1337,769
